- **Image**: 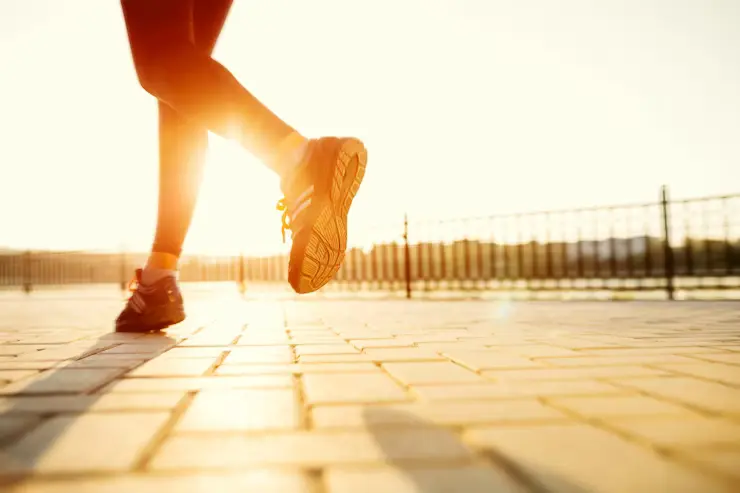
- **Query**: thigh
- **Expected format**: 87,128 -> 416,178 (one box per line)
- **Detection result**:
192,0 -> 233,55
121,0 -> 195,65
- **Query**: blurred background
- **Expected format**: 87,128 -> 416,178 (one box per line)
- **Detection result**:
1,0 -> 739,298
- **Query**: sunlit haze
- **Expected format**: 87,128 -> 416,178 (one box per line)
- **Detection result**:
1,0 -> 739,255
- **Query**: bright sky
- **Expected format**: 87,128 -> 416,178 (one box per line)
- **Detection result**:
1,0 -> 739,254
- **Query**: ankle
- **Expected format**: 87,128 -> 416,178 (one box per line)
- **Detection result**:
146,252 -> 179,271
272,132 -> 309,178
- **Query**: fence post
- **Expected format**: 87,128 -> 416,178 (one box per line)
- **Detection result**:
238,253 -> 246,294
119,251 -> 127,292
22,250 -> 32,294
660,185 -> 675,300
403,214 -> 412,299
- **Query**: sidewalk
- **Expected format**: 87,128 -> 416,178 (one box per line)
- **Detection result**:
1,291 -> 739,492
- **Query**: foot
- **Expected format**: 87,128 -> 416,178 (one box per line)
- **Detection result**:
277,137 -> 367,294
115,268 -> 185,332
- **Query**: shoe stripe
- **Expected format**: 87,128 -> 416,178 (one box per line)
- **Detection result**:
291,197 -> 312,223
129,292 -> 146,313
291,186 -> 314,210
290,185 -> 314,223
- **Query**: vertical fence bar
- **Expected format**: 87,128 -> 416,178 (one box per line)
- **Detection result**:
238,253 -> 246,293
609,208 -> 617,280
562,212 -> 570,284
530,215 -> 538,281
723,197 -> 732,276
702,201 -> 711,276
403,214 -> 411,299
545,212 -> 553,281
661,185 -> 675,300
683,201 -> 694,277
515,214 -> 524,285
22,250 -> 31,293
576,212 -> 585,280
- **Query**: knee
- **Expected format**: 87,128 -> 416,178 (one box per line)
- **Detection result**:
122,0 -> 195,96
130,44 -> 193,97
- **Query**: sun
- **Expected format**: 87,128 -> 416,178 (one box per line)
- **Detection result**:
182,136 -> 290,257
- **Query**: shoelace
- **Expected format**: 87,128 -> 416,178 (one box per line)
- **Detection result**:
276,198 -> 290,243
127,268 -> 143,296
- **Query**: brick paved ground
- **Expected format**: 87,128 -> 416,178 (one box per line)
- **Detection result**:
0,288 -> 739,492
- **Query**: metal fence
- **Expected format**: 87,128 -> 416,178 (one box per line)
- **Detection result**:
2,187 -> 739,299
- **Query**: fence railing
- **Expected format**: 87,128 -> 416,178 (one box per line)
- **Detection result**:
2,187 -> 739,299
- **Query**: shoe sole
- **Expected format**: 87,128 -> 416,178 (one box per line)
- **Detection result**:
115,307 -> 185,333
290,138 -> 367,294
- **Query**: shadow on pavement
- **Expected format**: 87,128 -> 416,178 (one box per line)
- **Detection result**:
362,407 -> 588,493
0,331 -> 175,488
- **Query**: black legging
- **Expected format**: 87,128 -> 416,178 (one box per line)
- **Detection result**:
121,0 -> 295,256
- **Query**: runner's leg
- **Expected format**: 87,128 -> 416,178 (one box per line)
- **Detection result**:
147,0 -> 234,281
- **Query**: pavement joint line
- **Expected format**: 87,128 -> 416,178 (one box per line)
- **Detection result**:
305,468 -> 326,493
203,349 -> 231,377
599,378 -> 731,418
641,363 -> 740,390
289,343 -> 313,431
529,394 -> 730,483
476,446 -> 547,493
133,390 -> 197,471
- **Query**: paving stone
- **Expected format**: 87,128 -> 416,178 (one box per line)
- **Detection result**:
464,423 -> 732,493
484,366 -> 671,381
492,345 -> 581,357
362,348 -> 445,362
0,346 -> 52,357
443,351 -> 544,371
325,466 -> 527,493
0,412 -> 171,474
538,355 -> 702,367
178,333 -> 240,347
224,347 -> 293,364
0,361 -> 59,371
151,428 -> 475,469
653,363 -> 740,386
127,358 -> 214,377
312,400 -> 566,428
14,348 -> 96,362
215,362 -> 380,376
102,375 -> 293,392
63,355 -> 146,370
294,345 -> 359,356
0,415 -> 40,442
3,472 -> 312,493
159,347 -> 226,359
540,338 -> 621,350
0,370 -> 38,384
235,336 -> 291,346
0,368 -> 124,395
383,362 -> 484,385
413,380 -> 628,401
681,449 -> 740,479
604,415 -> 740,447
5,295 -> 740,489
298,354 -> 375,364
608,376 -> 740,415
100,344 -> 172,356
685,353 -> 740,366
547,395 -> 694,418
176,389 -> 299,431
291,338 -> 347,346
302,373 -> 408,405
575,347 -> 730,356
350,339 -> 414,349
0,393 -> 186,414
